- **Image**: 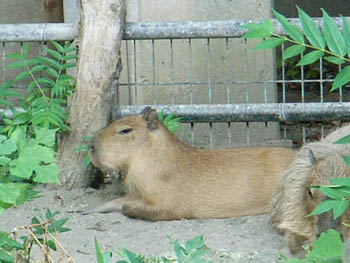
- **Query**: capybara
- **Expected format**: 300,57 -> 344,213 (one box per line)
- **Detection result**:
269,125 -> 350,256
87,107 -> 296,221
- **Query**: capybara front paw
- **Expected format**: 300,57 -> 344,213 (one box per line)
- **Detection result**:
122,202 -> 142,219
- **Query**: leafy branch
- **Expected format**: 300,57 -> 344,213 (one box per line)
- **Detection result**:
3,41 -> 76,134
242,6 -> 350,91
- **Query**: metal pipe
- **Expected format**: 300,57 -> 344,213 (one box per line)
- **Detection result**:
0,23 -> 79,41
114,103 -> 350,122
0,17 -> 346,41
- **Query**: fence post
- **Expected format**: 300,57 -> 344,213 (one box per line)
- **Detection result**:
57,0 -> 126,188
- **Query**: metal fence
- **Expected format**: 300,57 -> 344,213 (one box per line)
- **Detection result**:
1,19 -> 350,149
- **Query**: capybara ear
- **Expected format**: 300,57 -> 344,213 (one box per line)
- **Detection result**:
142,107 -> 159,131
308,150 -> 317,166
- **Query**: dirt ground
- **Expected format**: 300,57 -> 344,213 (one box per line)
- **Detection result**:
1,182 -> 349,263
0,181 -> 296,263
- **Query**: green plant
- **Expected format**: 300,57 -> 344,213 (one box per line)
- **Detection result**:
2,41 -> 76,135
280,229 -> 344,263
242,6 -> 350,92
0,41 -> 76,212
0,126 -> 59,213
94,235 -> 211,263
157,111 -> 184,134
0,208 -> 71,263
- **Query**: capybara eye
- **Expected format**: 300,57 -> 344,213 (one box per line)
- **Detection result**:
118,128 -> 133,135
308,188 -> 314,200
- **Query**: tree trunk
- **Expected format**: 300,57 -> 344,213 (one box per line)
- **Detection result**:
57,0 -> 126,189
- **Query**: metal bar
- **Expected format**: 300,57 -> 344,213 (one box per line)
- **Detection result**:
1,17 -> 347,41
207,38 -> 212,103
188,39 -> 193,104
0,23 -> 79,41
114,103 -> 350,122
123,18 -> 346,40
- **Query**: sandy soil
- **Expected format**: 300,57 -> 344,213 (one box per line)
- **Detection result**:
0,181 -> 341,263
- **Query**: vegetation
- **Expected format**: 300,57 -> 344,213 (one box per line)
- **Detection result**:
242,6 -> 350,91
0,209 -> 71,263
0,41 -> 76,213
95,235 -> 211,263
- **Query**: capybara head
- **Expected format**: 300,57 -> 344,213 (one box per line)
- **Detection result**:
306,150 -> 350,237
89,107 -> 166,174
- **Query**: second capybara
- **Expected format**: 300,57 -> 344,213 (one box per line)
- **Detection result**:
269,124 -> 350,256
87,107 -> 296,221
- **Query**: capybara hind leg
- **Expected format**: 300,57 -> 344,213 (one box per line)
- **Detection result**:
78,196 -> 134,215
286,232 -> 313,258
122,201 -> 177,221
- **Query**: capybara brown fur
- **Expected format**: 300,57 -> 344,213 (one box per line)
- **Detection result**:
88,107 -> 296,221
269,125 -> 350,256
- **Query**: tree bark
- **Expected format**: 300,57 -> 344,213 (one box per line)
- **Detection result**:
57,0 -> 126,188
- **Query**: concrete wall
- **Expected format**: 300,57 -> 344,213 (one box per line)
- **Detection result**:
0,0 -> 63,88
119,0 -> 281,148
0,0 -> 63,23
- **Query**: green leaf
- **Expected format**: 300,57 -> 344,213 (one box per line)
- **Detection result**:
50,41 -> 64,53
13,112 -> 31,125
34,127 -> 57,147
47,240 -> 57,251
341,16 -> 350,57
35,56 -> 62,71
45,48 -> 64,61
13,71 -> 31,82
22,43 -> 29,57
324,56 -> 345,65
10,138 -> 59,184
310,229 -> 344,259
307,199 -> 337,217
34,163 -> 59,184
6,53 -> 25,60
30,64 -> 46,73
45,67 -> 59,78
83,154 -> 91,171
296,50 -> 324,66
241,23 -> 272,39
272,9 -> 304,43
0,157 -> 11,165
6,61 -> 27,70
173,240 -> 186,262
62,63 -> 76,70
12,183 -> 30,206
0,137 -> 17,155
319,187 -> 345,199
0,183 -> 20,205
330,177 -> 350,186
333,200 -> 349,219
342,156 -> 350,167
27,81 -> 36,92
331,65 -> 350,91
283,45 -> 305,60
95,237 -> 104,263
184,236 -> 205,252
243,30 -> 272,39
263,19 -> 274,34
322,9 -> 346,57
63,54 -> 77,61
297,6 -> 325,49
0,249 -> 14,263
334,135 -> 350,144
253,37 -> 286,50
36,77 -> 55,86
